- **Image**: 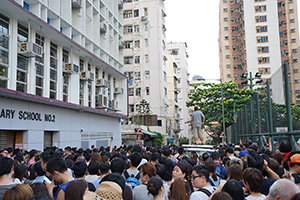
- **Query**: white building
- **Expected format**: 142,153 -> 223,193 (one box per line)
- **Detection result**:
0,0 -> 127,150
122,0 -> 169,135
166,42 -> 190,140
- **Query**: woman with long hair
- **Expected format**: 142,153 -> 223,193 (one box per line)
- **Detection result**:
173,161 -> 194,193
205,159 -> 221,187
13,163 -> 28,184
222,179 -> 244,200
147,176 -> 164,200
133,162 -> 156,200
169,178 -> 190,200
3,184 -> 34,200
91,152 -> 102,164
65,180 -> 88,200
227,164 -> 243,182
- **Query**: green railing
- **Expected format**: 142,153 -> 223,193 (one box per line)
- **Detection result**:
227,63 -> 300,150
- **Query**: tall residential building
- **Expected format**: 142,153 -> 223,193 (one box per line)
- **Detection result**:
219,0 -> 300,100
123,0 -> 169,135
166,42 -> 190,140
0,0 -> 127,150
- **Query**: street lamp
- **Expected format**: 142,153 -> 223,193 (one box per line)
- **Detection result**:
197,78 -> 226,142
240,72 -> 263,92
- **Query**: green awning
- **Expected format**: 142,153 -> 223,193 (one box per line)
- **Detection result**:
167,138 -> 174,143
141,129 -> 157,138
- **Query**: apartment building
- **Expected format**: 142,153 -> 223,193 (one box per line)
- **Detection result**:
122,0 -> 169,135
166,42 -> 190,142
0,0 -> 127,150
219,0 -> 300,103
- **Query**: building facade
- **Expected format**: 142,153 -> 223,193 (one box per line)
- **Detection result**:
0,0 -> 127,150
219,0 -> 300,103
166,42 -> 190,141
122,0 -> 169,135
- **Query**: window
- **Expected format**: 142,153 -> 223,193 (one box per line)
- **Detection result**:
292,39 -> 296,43
134,25 -> 139,32
260,36 -> 268,43
294,69 -> 299,73
129,88 -> 134,96
224,17 -> 228,22
225,36 -> 229,40
226,55 -> 230,59
164,87 -> 167,96
257,26 -> 267,33
293,49 -> 297,53
296,90 -> 300,94
290,19 -> 295,23
259,16 -> 267,22
123,25 -> 133,34
49,42 -> 57,99
136,88 -> 141,96
145,23 -> 148,31
295,79 -> 300,83
16,56 -> 28,93
290,9 -> 294,13
144,8 -> 148,16
134,71 -> 140,80
145,39 -> 148,47
224,8 -> 228,12
134,40 -> 140,48
135,56 -> 140,64
0,14 -> 9,88
226,64 -> 230,68
262,47 -> 269,53
227,74 -> 231,78
224,27 -> 228,31
146,87 -> 149,95
124,57 -> 133,64
62,76 -> 69,102
145,55 -> 149,63
134,9 -> 139,17
164,71 -> 167,81
145,70 -> 150,79
129,105 -> 134,112
291,28 -> 296,33
124,41 -> 133,49
225,45 -> 229,49
157,120 -> 162,126
123,10 -> 132,18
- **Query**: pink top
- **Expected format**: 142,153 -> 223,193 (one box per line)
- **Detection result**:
27,159 -> 35,168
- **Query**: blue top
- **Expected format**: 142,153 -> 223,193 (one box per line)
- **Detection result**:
54,179 -> 76,200
91,177 -> 103,190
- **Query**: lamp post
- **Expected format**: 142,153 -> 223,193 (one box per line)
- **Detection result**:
198,78 -> 226,142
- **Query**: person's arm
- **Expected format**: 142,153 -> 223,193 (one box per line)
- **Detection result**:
208,180 -> 227,200
264,160 -> 280,180
44,178 -> 55,199
269,137 -> 273,151
202,115 -> 205,125
110,138 -> 113,153
56,189 -> 65,200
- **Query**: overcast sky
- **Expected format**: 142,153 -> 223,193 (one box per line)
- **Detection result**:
165,0 -> 300,81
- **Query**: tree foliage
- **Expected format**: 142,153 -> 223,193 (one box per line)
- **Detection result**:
187,81 -> 252,128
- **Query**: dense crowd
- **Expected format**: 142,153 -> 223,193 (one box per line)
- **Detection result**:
1,139 -> 300,200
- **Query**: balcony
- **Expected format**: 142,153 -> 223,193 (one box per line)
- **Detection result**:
72,0 -> 81,9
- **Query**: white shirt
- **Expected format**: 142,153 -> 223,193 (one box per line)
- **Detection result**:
189,186 -> 216,200
246,194 -> 266,200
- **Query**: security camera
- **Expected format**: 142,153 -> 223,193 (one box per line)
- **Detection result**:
80,128 -> 84,132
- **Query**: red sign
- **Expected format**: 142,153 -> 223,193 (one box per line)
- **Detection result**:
136,128 -> 143,135
219,131 -> 227,138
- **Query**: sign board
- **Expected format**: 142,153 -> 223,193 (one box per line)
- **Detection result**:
275,127 -> 288,132
136,128 -> 143,135
219,131 -> 227,138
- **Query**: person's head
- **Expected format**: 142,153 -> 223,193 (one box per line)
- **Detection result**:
111,158 -> 125,174
72,161 -> 87,178
169,178 -> 190,200
211,152 -> 221,162
129,152 -> 142,167
3,184 -> 34,200
279,140 -> 293,153
247,152 -> 264,172
222,179 -> 244,200
173,161 -> 190,180
65,180 -> 88,200
155,163 -> 166,180
229,157 -> 243,170
163,148 -> 171,157
291,193 -> 300,200
242,168 -> 263,193
99,173 -> 125,193
178,147 -> 184,155
91,153 -> 102,164
0,157 -> 14,176
40,151 -> 59,171
268,158 -> 280,174
270,152 -> 283,165
202,152 -> 210,162
211,192 -> 233,200
46,157 -> 68,183
194,106 -> 199,111
13,163 -> 28,180
30,183 -> 48,196
96,181 -> 123,200
227,164 -> 243,181
147,176 -> 164,197
151,152 -> 161,164
158,157 -> 173,181
99,162 -> 110,175
225,147 -> 234,156
88,160 -> 100,175
141,162 -> 156,183
289,154 -> 300,174
191,164 -> 209,189
266,179 -> 300,200
64,146 -> 72,155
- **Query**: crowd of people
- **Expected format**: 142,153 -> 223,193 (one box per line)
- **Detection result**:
1,139 -> 300,200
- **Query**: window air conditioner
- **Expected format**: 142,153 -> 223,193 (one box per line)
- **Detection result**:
114,87 -> 123,94
80,71 -> 88,80
100,22 -> 107,33
96,79 -> 106,87
63,63 -> 75,74
18,42 -> 43,57
141,16 -> 147,21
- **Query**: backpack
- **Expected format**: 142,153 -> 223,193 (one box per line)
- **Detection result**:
198,188 -> 213,197
124,170 -> 140,189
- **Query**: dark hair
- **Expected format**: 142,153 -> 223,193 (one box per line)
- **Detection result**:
155,163 -> 166,179
30,183 -> 48,196
158,157 -> 173,181
111,158 -> 125,174
41,151 -> 59,164
211,192 -> 233,200
193,164 -> 209,182
227,164 -> 243,181
99,162 -> 110,174
247,152 -> 264,172
72,161 -> 87,178
194,106 -> 199,111
151,152 -> 160,162
13,163 -> 28,180
88,161 -> 100,175
83,152 -> 91,162
6,147 -> 13,154
222,157 -> 231,167
202,153 -> 210,162
178,147 -> 184,155
270,152 -> 283,165
64,146 -> 72,152
15,153 -> 24,163
222,179 -> 244,200
169,178 -> 190,200
279,140 -> 292,153
147,176 -> 163,196
100,173 -> 125,192
225,147 -> 234,154
291,193 -> 300,200
65,159 -> 74,169
65,180 -> 88,200
129,152 -> 142,167
33,162 -> 46,176
211,152 -> 221,161
205,159 -> 217,181
133,145 -> 142,153
141,162 -> 156,178
163,148 -> 171,157
46,157 -> 67,175
242,168 -> 264,193
0,157 -> 14,176
28,194 -> 52,200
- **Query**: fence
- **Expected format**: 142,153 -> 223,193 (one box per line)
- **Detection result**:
227,63 -> 300,150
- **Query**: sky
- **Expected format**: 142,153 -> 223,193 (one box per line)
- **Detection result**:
165,0 -> 300,81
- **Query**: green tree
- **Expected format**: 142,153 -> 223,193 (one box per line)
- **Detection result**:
186,81 -> 252,128
136,99 -> 152,125
152,131 -> 164,147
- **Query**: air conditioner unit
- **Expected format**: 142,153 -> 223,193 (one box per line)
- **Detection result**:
118,0 -> 123,9
100,22 -> 107,33
119,41 -> 124,49
89,72 -> 94,80
114,87 -> 123,94
72,0 -> 81,9
96,79 -> 106,87
18,42 -> 43,57
96,94 -> 103,108
255,6 -> 259,9
141,16 -> 147,21
258,57 -> 263,60
256,26 -> 260,29
103,96 -> 108,107
80,71 -> 88,80
258,46 -> 262,49
255,15 -> 260,19
257,36 -> 261,39
163,56 -> 167,61
63,63 -> 75,74
112,100 -> 119,110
